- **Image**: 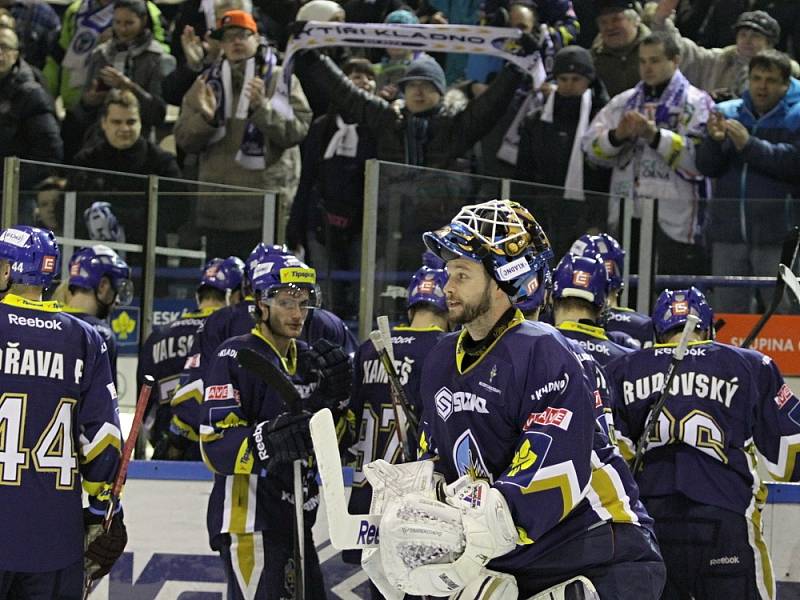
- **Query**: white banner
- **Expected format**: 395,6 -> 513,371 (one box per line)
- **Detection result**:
272,21 -> 546,118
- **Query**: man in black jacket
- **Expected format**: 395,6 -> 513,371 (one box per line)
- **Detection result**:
71,89 -> 182,248
0,27 -> 63,184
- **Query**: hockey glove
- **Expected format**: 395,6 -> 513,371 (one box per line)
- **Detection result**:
84,510 -> 128,580
250,411 -> 313,469
300,339 -> 352,410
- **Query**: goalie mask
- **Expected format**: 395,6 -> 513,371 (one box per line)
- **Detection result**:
0,225 -> 60,288
250,253 -> 321,309
68,245 -> 134,306
515,265 -> 551,313
422,199 -> 553,303
552,253 -> 609,309
653,287 -> 713,340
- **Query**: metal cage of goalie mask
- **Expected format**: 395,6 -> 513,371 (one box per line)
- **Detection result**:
422,199 -> 553,303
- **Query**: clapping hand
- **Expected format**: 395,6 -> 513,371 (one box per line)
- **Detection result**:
246,77 -> 266,110
724,119 -> 750,151
99,66 -> 131,90
188,74 -> 217,123
707,111 -> 727,142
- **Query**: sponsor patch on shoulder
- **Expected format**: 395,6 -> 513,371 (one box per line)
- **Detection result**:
775,383 -> 794,409
184,353 -> 201,369
107,382 -> 118,400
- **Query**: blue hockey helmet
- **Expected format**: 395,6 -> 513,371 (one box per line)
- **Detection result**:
407,259 -> 448,313
68,245 -> 133,305
422,199 -> 553,303
251,253 -> 320,308
552,253 -> 609,308
570,233 -> 625,290
515,264 -> 552,313
0,225 -> 60,287
652,287 -> 714,339
245,243 -> 289,283
199,256 -> 245,293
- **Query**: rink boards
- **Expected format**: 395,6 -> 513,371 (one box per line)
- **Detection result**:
84,461 -> 800,600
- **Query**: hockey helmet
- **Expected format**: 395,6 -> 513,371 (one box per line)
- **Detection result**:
407,252 -> 448,313
552,253 -> 609,309
0,225 -> 60,287
199,256 -> 245,293
515,265 -> 552,313
68,244 -> 133,305
250,253 -> 320,308
652,287 -> 713,338
570,233 -> 625,290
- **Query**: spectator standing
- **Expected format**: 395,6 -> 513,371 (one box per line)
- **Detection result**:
696,50 -> 800,313
43,0 -> 165,112
287,58 -> 378,320
652,3 -> 795,101
515,45 -> 610,256
0,27 -> 63,183
591,0 -> 651,97
583,31 -> 714,276
174,9 -> 312,259
0,0 -> 60,70
63,0 -> 172,160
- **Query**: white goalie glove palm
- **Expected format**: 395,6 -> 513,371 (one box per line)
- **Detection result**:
380,478 -> 517,597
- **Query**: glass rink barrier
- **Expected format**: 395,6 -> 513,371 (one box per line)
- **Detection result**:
2,157 -> 278,407
2,155 -> 800,597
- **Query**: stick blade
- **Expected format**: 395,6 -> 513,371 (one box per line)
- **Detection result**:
236,347 -> 301,413
310,408 -> 381,549
780,264 -> 800,305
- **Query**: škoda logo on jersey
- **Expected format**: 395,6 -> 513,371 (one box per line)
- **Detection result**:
435,387 -> 488,421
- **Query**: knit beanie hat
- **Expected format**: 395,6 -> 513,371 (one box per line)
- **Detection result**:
385,9 -> 419,24
552,46 -> 596,82
398,58 -> 446,95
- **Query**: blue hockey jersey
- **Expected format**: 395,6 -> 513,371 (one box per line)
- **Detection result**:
0,294 -> 121,571
62,307 -> 118,382
606,307 -> 654,349
137,307 -> 217,444
198,329 -> 319,548
607,341 -> 800,515
172,300 -> 357,444
348,325 -> 445,516
418,311 -> 652,572
557,320 -> 633,366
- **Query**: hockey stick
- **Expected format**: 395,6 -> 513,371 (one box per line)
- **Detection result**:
83,375 -> 154,600
780,264 -> 800,306
309,407 -> 382,549
369,331 -> 417,462
631,315 -> 699,475
741,226 -> 800,349
236,348 -> 305,600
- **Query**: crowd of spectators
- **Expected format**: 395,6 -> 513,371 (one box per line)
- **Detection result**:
2,0 -> 799,316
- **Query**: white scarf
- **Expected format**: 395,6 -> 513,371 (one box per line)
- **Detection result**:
62,0 -> 116,88
208,57 -> 268,169
323,116 -> 359,159
199,0 -> 216,30
540,87 -> 592,201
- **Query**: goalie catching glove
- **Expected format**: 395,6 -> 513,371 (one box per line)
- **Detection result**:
250,411 -> 314,469
84,509 -> 128,580
379,478 -> 517,597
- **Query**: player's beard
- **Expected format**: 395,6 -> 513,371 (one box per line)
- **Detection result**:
450,279 -> 493,325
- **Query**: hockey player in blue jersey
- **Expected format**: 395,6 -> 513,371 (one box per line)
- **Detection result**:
0,226 -> 126,598
570,233 -> 654,349
360,200 -> 664,599
345,253 -> 449,598
552,252 -> 633,366
607,287 -> 800,600
198,254 -> 352,599
138,256 -> 244,458
63,244 -> 133,382
170,243 -> 357,456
